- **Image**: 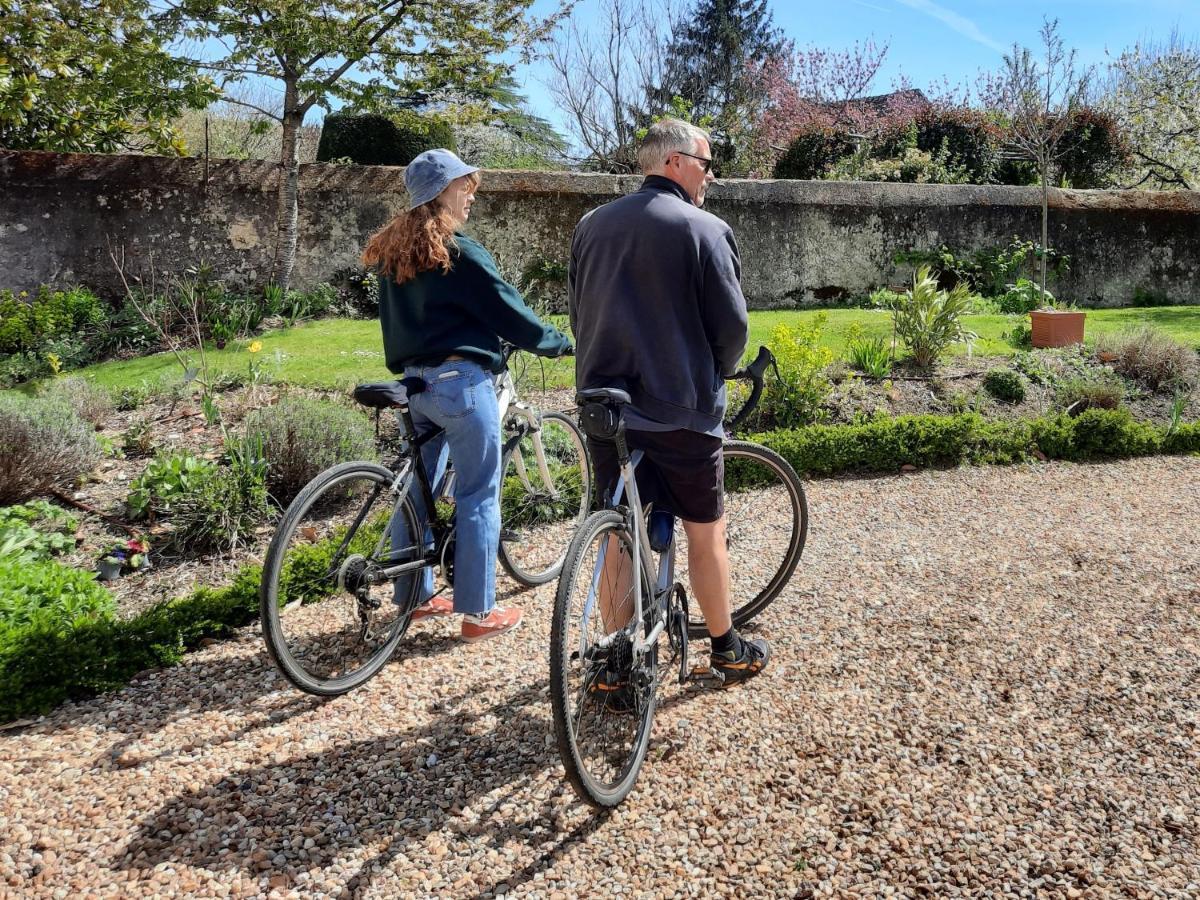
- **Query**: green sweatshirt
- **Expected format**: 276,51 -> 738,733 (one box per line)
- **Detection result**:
378,233 -> 571,374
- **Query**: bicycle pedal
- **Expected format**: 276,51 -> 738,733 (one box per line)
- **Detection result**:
686,664 -> 726,689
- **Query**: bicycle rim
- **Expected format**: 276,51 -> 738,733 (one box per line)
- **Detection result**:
260,461 -> 422,695
681,441 -> 808,638
499,410 -> 592,585
550,510 -> 657,807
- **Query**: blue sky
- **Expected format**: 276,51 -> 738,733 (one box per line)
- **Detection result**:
516,0 -> 1200,137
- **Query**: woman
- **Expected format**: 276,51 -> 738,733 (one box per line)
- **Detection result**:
361,148 -> 571,642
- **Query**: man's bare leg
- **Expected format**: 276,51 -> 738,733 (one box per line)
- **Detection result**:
680,516 -> 732,637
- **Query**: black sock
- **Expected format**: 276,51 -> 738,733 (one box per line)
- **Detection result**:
711,628 -> 741,657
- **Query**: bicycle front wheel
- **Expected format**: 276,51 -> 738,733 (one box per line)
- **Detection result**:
499,410 -> 592,585
260,461 -> 423,696
682,440 -> 808,638
550,510 -> 657,808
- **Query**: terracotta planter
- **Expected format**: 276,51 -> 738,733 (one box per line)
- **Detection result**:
1030,309 -> 1086,348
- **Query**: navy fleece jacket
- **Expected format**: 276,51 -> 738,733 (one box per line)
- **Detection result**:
568,176 -> 749,434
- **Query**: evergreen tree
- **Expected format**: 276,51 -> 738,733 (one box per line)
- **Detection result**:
643,0 -> 787,173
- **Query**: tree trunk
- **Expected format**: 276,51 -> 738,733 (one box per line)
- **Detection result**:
1040,156 -> 1049,298
271,79 -> 303,293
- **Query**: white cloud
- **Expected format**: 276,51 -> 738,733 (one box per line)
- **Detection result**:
890,0 -> 1008,55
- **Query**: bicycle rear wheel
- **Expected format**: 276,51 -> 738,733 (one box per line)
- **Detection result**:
550,510 -> 657,807
680,440 -> 808,638
499,410 -> 592,585
260,461 -> 424,696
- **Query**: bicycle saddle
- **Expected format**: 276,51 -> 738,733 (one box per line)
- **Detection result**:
352,378 -> 426,409
575,387 -> 631,406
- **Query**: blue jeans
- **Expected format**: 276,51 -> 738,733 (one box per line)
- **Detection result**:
391,359 -> 500,616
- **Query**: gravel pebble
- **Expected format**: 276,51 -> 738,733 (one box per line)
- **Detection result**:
1,456 -> 1198,897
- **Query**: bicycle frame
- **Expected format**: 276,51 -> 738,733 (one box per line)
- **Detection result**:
348,364 -> 561,587
582,450 -> 674,667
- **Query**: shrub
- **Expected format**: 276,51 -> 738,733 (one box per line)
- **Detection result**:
316,111 -> 456,167
0,556 -> 115,635
830,146 -> 970,184
996,279 -> 1054,315
0,394 -> 100,505
244,397 -> 378,506
0,500 -> 78,562
37,376 -> 114,427
914,107 -> 1001,183
120,420 -> 156,458
1094,325 -> 1200,392
887,266 -> 978,368
893,238 -> 1068,298
740,319 -> 834,430
983,368 -> 1027,403
126,453 -> 218,521
1058,108 -> 1131,189
773,127 -> 857,179
114,381 -> 153,412
0,285 -> 109,356
329,267 -> 381,318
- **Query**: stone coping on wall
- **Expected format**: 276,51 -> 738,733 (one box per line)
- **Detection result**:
4,150 -> 1199,212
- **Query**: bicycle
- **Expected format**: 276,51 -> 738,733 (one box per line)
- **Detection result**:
261,344 -> 591,696
549,346 -> 808,806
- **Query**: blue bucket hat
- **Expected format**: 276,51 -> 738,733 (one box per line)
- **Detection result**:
404,148 -> 479,210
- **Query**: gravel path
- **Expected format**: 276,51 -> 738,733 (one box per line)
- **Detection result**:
3,456 -> 1199,898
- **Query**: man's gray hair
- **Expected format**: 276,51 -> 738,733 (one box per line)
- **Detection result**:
637,118 -> 709,174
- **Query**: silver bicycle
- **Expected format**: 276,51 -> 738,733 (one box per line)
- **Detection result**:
550,347 -> 808,806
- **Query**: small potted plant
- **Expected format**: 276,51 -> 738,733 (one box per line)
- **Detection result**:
97,537 -> 151,580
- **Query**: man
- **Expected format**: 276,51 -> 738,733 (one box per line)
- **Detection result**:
568,118 -> 769,685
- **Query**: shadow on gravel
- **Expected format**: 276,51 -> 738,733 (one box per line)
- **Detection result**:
79,630 -> 462,769
116,679 -> 590,895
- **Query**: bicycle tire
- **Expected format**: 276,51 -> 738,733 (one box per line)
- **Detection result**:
685,440 -> 808,639
499,410 -> 592,586
260,461 -> 423,696
550,509 -> 657,807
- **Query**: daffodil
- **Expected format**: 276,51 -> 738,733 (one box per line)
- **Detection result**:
248,340 -> 263,354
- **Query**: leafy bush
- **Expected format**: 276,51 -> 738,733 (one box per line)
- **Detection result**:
0,394 -> 100,505
983,368 -> 1028,403
830,146 -> 969,184
996,279 -> 1054,315
887,266 -> 978,368
0,556 -> 115,635
773,127 -> 857,179
316,111 -> 456,166
1094,325 -> 1200,392
126,453 -> 218,520
243,397 -> 378,506
0,500 -> 78,562
329,267 -> 381,318
1058,108 -> 1131,189
914,107 -> 1001,183
1002,321 -> 1033,349
0,285 -> 109,356
893,238 -> 1069,298
739,319 -> 834,430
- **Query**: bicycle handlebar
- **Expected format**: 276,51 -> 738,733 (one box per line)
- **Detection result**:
724,345 -> 776,433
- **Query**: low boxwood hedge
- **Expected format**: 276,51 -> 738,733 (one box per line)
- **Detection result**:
3,409 -> 1198,722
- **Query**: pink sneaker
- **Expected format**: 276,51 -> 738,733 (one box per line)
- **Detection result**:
460,607 -> 523,643
410,595 -> 454,622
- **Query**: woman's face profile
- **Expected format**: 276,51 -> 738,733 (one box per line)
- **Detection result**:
440,175 -> 477,226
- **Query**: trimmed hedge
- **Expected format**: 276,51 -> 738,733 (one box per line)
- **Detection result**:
4,409 -> 1199,721
316,111 -> 456,166
751,409 -> 1200,480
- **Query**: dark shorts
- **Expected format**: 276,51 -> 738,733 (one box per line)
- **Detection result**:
589,429 -> 724,524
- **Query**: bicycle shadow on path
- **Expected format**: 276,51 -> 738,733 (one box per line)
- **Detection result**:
115,679 -> 599,895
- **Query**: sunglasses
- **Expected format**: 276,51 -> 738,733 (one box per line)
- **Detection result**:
670,150 -> 713,174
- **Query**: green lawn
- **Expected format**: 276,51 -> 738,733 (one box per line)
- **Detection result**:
70,306 -> 1200,393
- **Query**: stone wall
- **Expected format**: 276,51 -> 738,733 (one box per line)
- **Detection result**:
2,150 -> 1198,307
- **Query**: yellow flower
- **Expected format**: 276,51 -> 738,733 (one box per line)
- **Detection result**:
248,341 -> 263,354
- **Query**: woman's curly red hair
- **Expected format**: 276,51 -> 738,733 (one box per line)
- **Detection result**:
360,172 -> 481,283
